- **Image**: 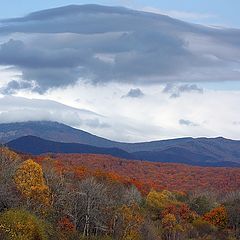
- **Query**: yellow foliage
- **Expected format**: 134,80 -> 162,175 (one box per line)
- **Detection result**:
14,159 -> 51,207
119,203 -> 143,240
162,213 -> 177,227
146,190 -> 178,210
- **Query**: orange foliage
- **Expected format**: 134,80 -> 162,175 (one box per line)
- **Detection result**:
203,206 -> 228,229
33,153 -> 240,194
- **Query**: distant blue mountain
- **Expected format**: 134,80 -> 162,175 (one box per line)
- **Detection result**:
0,121 -> 191,151
6,135 -> 132,159
1,121 -> 240,167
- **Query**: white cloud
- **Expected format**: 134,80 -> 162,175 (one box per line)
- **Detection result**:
0,95 -> 109,130
12,82 -> 238,142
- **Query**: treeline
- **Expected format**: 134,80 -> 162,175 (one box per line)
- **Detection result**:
0,148 -> 239,240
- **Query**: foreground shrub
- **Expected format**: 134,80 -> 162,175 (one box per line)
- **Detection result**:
0,209 -> 48,240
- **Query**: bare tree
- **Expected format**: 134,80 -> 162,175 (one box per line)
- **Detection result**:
67,177 -> 112,237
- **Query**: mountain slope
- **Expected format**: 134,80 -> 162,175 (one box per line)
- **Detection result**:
2,121 -> 240,167
0,121 -> 192,151
5,135 -> 240,168
132,147 -> 240,167
0,121 -> 116,147
6,135 -> 132,159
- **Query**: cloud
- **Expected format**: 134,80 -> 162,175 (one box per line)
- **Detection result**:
179,119 -> 199,127
46,83 -> 240,141
0,95 -> 109,129
1,80 -> 34,94
142,7 -> 216,21
122,88 -> 144,98
163,83 -> 203,98
0,5 -> 239,93
0,84 -> 240,142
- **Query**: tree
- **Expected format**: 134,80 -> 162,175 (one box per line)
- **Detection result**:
225,198 -> 240,238
40,157 -> 70,222
146,190 -> 177,210
114,203 -> 143,240
0,148 -> 22,213
192,218 -> 217,239
0,209 -> 48,240
67,177 -> 111,237
14,159 -> 51,210
146,190 -> 179,220
162,203 -> 197,224
189,195 -> 216,215
203,206 -> 227,229
0,148 -> 21,184
161,213 -> 183,240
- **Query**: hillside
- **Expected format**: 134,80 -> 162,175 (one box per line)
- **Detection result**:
36,153 -> 240,193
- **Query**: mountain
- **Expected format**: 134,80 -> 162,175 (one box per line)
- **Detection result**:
133,146 -> 240,167
0,121 -> 191,151
2,121 -> 240,167
6,135 -> 132,159
0,121 -> 116,147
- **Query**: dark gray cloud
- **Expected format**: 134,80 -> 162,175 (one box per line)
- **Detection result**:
163,83 -> 203,98
1,80 -> 33,94
0,4 -> 240,93
122,88 -> 144,98
179,119 -> 199,127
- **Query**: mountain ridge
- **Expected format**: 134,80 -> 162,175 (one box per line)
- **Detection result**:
1,120 -> 236,149
6,135 -> 240,167
6,135 -> 132,159
2,121 -> 240,167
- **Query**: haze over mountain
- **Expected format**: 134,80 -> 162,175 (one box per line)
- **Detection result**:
2,121 -> 240,167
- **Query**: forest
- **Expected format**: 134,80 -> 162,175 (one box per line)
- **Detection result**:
47,153 -> 240,193
0,147 -> 240,240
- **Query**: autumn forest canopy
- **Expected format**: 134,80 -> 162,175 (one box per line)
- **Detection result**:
0,147 -> 240,240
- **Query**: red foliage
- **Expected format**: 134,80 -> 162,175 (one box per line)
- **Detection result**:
58,217 -> 75,232
162,203 -> 196,223
35,153 -> 240,194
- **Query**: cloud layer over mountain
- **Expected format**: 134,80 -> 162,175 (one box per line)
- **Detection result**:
0,4 -> 240,93
0,95 -> 109,129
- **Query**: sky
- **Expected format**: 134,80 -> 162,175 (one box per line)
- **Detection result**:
0,1 -> 240,142
1,0 -> 240,27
